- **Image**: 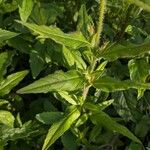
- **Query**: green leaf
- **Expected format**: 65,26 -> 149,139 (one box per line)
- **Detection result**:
16,21 -> 91,49
0,99 -> 9,107
30,49 -> 45,79
91,111 -> 141,144
75,113 -> 88,127
89,125 -> 102,143
42,107 -> 80,150
18,0 -> 34,22
0,111 -> 14,127
61,131 -> 77,150
17,70 -> 84,94
0,52 -> 14,81
57,91 -> 78,105
112,91 -> 141,121
93,76 -> 150,92
135,115 -> 150,137
77,5 -> 94,38
0,121 -> 43,144
0,0 -> 18,14
0,52 -> 9,80
29,2 -> 64,25
7,36 -> 31,54
84,100 -> 114,112
127,0 -> 150,12
0,143 -> 3,150
36,112 -> 63,125
0,29 -> 19,43
126,142 -> 143,150
128,59 -> 150,82
98,40 -> 150,61
128,59 -> 150,98
0,70 -> 29,96
62,46 -> 87,70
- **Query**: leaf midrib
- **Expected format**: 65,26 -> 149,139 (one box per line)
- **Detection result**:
43,108 -> 80,150
18,74 -> 83,93
23,23 -> 91,46
0,71 -> 27,93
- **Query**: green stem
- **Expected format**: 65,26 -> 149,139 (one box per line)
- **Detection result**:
82,0 -> 107,102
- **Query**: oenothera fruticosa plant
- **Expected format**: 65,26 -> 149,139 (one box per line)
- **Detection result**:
17,0 -> 150,149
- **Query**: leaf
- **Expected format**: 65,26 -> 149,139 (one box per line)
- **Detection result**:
7,36 -> 31,54
0,99 -> 9,107
0,29 -> 19,43
62,46 -> 87,70
77,5 -> 94,38
57,91 -> 78,105
84,100 -> 114,112
0,70 -> 29,96
112,91 -> 141,121
89,125 -> 102,143
0,52 -> 9,80
61,131 -> 77,150
30,50 -> 45,79
17,70 -> 84,94
128,59 -> 150,82
135,115 -> 150,137
127,0 -> 150,12
0,52 -> 14,81
36,112 -> 63,125
29,2 -> 64,25
93,76 -> 150,92
0,0 -> 18,14
98,40 -> 150,61
128,59 -> 150,98
0,121 -> 43,144
0,143 -> 3,150
91,111 -> 141,144
17,21 -> 91,49
0,111 -> 14,127
42,107 -> 80,150
126,142 -> 143,150
18,0 -> 34,22
75,113 -> 88,127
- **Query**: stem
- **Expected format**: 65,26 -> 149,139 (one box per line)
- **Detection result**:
95,0 -> 107,47
82,0 -> 107,102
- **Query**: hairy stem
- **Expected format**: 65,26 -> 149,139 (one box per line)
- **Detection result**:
82,0 -> 107,102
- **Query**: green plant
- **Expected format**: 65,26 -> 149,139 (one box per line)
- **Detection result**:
0,0 -> 150,149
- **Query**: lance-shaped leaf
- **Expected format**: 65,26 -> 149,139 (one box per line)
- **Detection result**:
127,0 -> 150,12
98,40 -> 150,61
0,70 -> 29,96
93,76 -> 150,92
18,0 -> 34,22
0,29 -> 19,43
17,21 -> 91,49
17,70 -> 84,94
91,111 -> 141,144
42,107 -> 80,150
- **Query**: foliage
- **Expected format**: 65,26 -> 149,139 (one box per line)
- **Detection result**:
0,0 -> 150,149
